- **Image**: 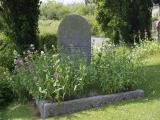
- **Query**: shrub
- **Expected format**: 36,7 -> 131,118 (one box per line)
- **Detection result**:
69,4 -> 95,16
91,46 -> 144,93
0,0 -> 40,52
40,1 -> 70,20
0,33 -> 15,70
86,16 -> 103,36
0,67 -> 13,108
38,33 -> 57,52
132,40 -> 160,59
10,42 -> 145,102
10,48 -> 88,102
95,0 -> 152,45
40,2 -> 96,20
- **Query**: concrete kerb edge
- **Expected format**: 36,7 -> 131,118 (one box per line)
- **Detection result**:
36,89 -> 144,118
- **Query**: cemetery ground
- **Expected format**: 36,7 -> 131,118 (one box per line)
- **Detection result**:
1,53 -> 160,120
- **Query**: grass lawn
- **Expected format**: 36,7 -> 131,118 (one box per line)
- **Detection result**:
1,54 -> 160,120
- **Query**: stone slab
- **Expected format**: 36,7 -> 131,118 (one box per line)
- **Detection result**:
36,89 -> 144,118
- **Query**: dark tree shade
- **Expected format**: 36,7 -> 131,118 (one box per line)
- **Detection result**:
154,0 -> 160,4
96,0 -> 153,45
0,0 -> 40,52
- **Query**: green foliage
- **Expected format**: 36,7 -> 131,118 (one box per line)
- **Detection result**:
39,33 -> 57,52
0,33 -> 15,70
0,16 -> 7,32
2,53 -> 160,120
40,1 -> 96,20
39,18 -> 101,36
133,41 -> 160,59
39,2 -> 99,36
86,16 -> 103,36
90,45 -> 144,93
9,41 -> 147,102
0,67 -> 13,108
0,0 -> 40,52
10,48 -> 88,101
40,1 -> 70,20
84,0 -> 94,5
70,4 -> 95,16
2,52 -> 160,120
38,20 -> 60,35
96,0 -> 152,44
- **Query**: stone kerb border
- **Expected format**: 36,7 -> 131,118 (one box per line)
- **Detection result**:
36,89 -> 144,118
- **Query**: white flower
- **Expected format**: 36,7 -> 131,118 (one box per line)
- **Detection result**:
30,44 -> 34,47
13,50 -> 19,58
41,51 -> 44,55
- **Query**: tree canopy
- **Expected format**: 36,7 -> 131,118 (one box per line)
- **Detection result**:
96,0 -> 158,44
0,0 -> 40,52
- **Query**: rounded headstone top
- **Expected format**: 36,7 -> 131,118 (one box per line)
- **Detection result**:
58,14 -> 91,47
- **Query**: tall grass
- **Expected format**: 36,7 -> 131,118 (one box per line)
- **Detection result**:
8,41 -> 148,102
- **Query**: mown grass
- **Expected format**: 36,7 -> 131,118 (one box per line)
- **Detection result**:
1,54 -> 160,120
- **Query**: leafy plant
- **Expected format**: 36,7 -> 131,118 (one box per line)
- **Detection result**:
0,32 -> 15,70
86,16 -> 103,36
40,1 -> 70,20
9,41 -> 148,102
0,0 -> 40,52
40,2 -> 96,20
95,0 -> 152,44
38,33 -> 57,52
10,46 -> 88,102
0,67 -> 13,108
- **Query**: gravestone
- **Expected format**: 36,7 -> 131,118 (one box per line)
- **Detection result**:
57,15 -> 91,64
157,22 -> 160,41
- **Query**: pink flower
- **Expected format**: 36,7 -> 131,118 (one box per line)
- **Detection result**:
28,44 -> 35,52
15,58 -> 22,66
28,60 -> 32,66
144,28 -> 147,32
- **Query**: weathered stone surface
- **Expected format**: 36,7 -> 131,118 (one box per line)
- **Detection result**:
57,15 -> 91,63
36,89 -> 144,118
157,22 -> 160,41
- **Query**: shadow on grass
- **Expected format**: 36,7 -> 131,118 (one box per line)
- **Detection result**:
141,64 -> 160,100
1,103 -> 37,120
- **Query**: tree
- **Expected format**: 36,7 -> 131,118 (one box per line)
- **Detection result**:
84,0 -> 96,5
96,0 -> 153,45
40,1 -> 70,20
0,0 -> 40,52
154,0 -> 160,4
